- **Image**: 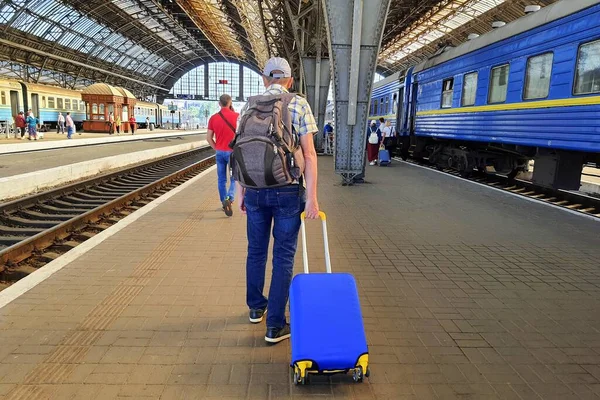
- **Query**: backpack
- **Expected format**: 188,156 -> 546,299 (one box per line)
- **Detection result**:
368,126 -> 379,144
229,93 -> 304,188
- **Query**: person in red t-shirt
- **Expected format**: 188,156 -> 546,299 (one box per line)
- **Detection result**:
207,94 -> 239,216
129,116 -> 136,135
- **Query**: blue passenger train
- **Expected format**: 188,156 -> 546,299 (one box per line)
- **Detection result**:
370,0 -> 600,190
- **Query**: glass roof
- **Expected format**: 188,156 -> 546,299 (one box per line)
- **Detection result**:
380,0 -> 507,67
1,0 -> 171,78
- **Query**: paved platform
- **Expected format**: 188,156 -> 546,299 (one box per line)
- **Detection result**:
1,158 -> 599,400
0,130 -> 205,156
0,133 -> 206,178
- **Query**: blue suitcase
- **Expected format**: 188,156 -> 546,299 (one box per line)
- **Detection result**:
289,212 -> 369,385
379,148 -> 391,166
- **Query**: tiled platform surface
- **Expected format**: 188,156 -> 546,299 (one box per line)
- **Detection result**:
1,158 -> 599,400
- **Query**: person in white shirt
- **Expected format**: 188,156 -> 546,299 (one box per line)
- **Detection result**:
381,120 -> 394,152
66,112 -> 74,139
57,112 -> 65,134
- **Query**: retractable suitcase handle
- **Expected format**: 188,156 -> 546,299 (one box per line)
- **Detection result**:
300,211 -> 332,274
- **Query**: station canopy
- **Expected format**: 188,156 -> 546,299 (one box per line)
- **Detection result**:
0,0 -> 559,95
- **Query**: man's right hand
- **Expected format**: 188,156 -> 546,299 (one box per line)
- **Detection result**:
239,198 -> 246,215
304,197 -> 319,219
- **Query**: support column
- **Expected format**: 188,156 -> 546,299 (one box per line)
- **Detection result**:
203,64 -> 209,99
238,63 -> 244,101
322,0 -> 391,184
303,57 -> 330,152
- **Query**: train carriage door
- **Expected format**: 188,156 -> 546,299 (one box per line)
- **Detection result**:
9,91 -> 20,117
395,88 -> 404,129
409,82 -> 418,135
31,93 -> 39,118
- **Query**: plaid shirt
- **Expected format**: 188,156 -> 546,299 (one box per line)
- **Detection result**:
238,84 -> 318,136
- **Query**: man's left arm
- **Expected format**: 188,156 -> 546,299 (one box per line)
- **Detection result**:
300,133 -> 319,219
298,101 -> 319,219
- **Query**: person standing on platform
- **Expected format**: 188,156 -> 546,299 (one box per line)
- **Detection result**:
207,94 -> 238,217
145,116 -> 150,130
26,110 -> 38,141
65,112 -> 74,139
129,116 -> 136,135
57,112 -> 65,134
323,122 -> 334,154
366,121 -> 381,165
108,112 -> 115,135
382,120 -> 393,155
236,56 -> 320,344
15,111 -> 26,140
116,115 -> 121,135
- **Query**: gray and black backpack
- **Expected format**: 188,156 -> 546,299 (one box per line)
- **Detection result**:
229,93 -> 304,188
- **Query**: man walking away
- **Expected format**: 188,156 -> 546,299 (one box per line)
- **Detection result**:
66,112 -> 74,139
234,57 -> 320,344
207,94 -> 238,216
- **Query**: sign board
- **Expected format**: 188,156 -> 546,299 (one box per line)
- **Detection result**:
168,104 -> 178,111
218,80 -> 228,84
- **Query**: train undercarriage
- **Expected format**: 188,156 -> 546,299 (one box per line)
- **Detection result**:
400,136 -> 597,191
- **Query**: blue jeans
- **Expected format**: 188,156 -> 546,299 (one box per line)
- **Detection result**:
245,185 -> 305,329
67,126 -> 73,139
216,150 -> 235,202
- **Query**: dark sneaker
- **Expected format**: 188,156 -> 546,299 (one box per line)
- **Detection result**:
249,308 -> 266,323
222,197 -> 233,217
265,324 -> 291,344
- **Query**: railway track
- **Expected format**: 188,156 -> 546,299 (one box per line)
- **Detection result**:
393,156 -> 600,220
0,146 -> 215,289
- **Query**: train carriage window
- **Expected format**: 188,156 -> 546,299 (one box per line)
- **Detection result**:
524,53 -> 553,99
574,39 -> 600,95
489,64 -> 510,103
385,97 -> 389,114
373,99 -> 378,115
65,99 -> 71,110
461,72 -> 478,106
57,98 -> 64,109
48,97 -> 55,108
0,92 -> 5,105
380,97 -> 384,114
441,78 -> 454,108
392,93 -> 398,114
42,96 -> 46,108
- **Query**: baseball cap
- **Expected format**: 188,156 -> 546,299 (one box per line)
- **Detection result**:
263,57 -> 292,78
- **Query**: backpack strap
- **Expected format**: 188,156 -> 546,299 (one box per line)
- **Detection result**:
218,111 -> 236,134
